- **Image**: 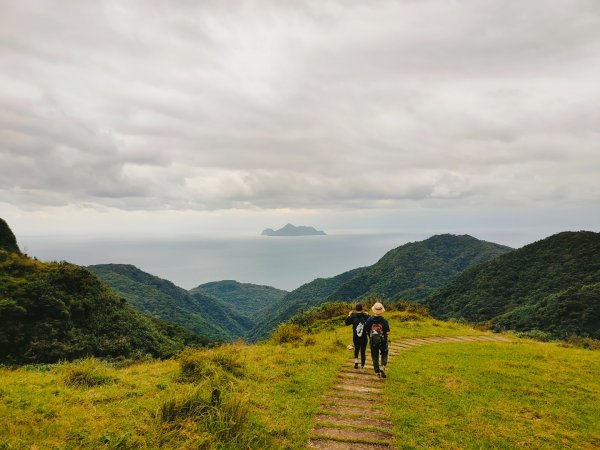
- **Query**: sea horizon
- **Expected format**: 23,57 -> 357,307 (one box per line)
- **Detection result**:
18,228 -> 557,292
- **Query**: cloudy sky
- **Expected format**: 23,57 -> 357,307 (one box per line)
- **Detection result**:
2,0 -> 599,241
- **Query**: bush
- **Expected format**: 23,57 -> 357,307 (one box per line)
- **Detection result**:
62,358 -> 117,388
564,335 -> 600,350
271,323 -> 304,344
303,337 -> 316,346
386,300 -> 431,317
290,302 -> 351,327
514,329 -> 552,342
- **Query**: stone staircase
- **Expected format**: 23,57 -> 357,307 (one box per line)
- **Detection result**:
308,335 -> 513,449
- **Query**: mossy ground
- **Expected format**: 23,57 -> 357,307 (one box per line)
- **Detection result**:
1,312 -> 598,449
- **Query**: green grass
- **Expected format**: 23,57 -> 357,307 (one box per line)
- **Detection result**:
0,311 -> 598,449
0,326 -> 350,449
384,335 -> 600,449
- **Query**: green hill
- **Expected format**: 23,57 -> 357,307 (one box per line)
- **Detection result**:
88,264 -> 253,341
0,251 -> 206,364
190,280 -> 288,320
0,218 -> 20,254
249,234 -> 512,341
425,231 -> 600,338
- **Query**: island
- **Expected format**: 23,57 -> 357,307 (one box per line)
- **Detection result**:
261,223 -> 326,236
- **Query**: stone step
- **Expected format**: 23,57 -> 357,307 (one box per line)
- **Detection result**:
337,374 -> 383,385
320,404 -> 387,417
333,384 -> 382,394
339,369 -> 378,376
308,438 -> 391,449
311,426 -> 393,442
324,396 -> 385,409
315,414 -> 393,429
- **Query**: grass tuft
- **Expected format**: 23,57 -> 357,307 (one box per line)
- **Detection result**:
62,358 -> 117,388
177,345 -> 245,383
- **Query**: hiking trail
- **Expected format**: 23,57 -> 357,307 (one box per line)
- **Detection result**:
307,334 -> 513,449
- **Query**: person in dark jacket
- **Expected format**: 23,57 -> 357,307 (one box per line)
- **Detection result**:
345,304 -> 370,369
365,302 -> 390,378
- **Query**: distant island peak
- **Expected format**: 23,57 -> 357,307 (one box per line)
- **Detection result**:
261,223 -> 326,236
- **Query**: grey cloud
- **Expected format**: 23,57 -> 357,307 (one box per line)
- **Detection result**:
1,0 -> 600,213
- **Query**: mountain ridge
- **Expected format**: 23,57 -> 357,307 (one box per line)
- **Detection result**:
424,230 -> 600,338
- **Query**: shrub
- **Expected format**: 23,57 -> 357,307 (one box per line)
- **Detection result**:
303,337 -> 316,346
62,358 -> 117,388
271,323 -> 304,344
290,302 -> 351,327
514,329 -> 552,342
564,335 -> 600,350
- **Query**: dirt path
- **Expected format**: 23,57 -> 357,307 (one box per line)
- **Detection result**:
307,335 -> 512,449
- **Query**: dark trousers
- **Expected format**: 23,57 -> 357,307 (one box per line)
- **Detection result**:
370,339 -> 389,372
353,336 -> 368,366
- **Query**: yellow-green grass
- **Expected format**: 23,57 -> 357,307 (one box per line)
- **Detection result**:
0,324 -> 353,449
1,312 -> 596,449
385,339 -> 600,449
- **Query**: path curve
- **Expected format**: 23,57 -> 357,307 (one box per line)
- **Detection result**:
307,334 -> 513,449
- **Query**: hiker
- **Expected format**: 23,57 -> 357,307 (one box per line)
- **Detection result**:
345,304 -> 370,370
365,302 -> 390,378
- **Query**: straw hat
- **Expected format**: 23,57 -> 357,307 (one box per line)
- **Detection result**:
371,302 -> 385,315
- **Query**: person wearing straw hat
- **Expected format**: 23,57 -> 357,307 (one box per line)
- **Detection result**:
365,302 -> 390,378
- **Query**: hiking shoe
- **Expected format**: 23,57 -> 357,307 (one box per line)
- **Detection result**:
354,363 -> 359,369
360,365 -> 365,371
377,371 -> 382,378
380,369 -> 387,379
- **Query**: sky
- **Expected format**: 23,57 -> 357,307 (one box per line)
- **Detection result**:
1,0 -> 600,244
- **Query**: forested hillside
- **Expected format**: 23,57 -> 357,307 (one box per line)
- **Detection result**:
190,280 -> 287,320
425,231 -> 600,338
88,264 -> 253,341
249,234 -> 512,340
0,251 -> 206,363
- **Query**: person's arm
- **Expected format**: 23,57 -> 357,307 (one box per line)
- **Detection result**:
344,313 -> 354,326
384,319 -> 391,337
365,316 -> 373,333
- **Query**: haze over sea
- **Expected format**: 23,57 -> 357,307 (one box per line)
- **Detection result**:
21,229 -> 544,291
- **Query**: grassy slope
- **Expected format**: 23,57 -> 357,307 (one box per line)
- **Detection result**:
1,313 -> 598,449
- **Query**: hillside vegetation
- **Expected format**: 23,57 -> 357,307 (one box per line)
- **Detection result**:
1,304 -> 598,449
88,264 -> 251,341
0,252 -> 206,364
425,231 -> 600,339
89,265 -> 285,342
190,280 -> 287,321
249,234 -> 512,341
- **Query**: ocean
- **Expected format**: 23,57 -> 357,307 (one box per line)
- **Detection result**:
19,230 -> 536,292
